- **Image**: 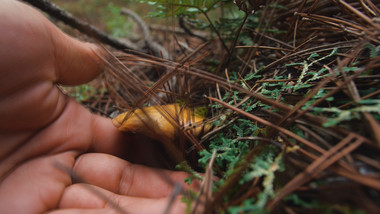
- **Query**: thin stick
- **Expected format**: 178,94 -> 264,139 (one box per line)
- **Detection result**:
22,0 -> 138,51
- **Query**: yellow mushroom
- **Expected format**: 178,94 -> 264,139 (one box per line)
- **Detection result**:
112,104 -> 211,142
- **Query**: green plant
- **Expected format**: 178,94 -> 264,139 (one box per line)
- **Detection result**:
193,69 -> 286,212
313,100 -> 380,127
103,3 -> 133,38
67,84 -> 98,102
284,48 -> 339,92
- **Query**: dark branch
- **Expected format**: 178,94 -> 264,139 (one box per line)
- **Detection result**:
21,0 -> 139,52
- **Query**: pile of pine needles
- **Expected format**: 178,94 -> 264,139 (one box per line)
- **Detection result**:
47,0 -> 380,213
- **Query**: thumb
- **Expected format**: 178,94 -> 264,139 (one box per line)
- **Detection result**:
52,31 -> 105,86
0,0 -> 104,87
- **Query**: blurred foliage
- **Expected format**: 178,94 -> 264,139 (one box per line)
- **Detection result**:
102,2 -> 133,38
51,0 -> 154,37
65,84 -> 99,102
138,0 -> 222,17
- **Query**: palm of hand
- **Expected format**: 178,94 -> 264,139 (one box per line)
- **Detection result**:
0,1 -> 191,213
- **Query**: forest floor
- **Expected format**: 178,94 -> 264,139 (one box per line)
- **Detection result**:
46,0 -> 380,213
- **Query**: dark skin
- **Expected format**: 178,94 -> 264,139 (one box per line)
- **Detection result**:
0,1 -> 195,213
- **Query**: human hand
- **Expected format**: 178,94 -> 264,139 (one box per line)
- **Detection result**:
0,1 -> 196,213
